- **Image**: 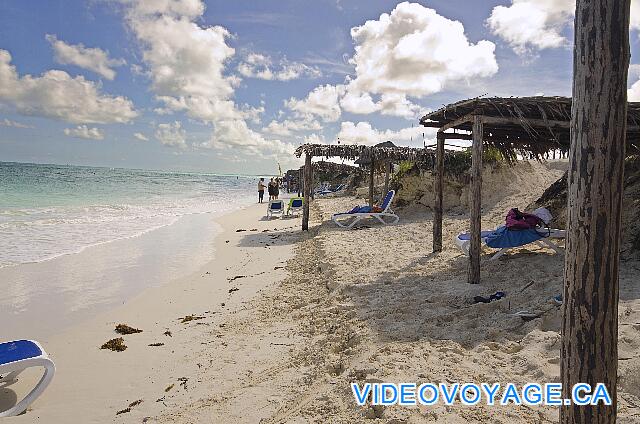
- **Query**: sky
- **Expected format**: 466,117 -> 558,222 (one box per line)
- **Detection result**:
0,0 -> 639,174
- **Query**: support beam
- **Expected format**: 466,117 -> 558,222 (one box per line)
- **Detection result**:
468,115 -> 483,284
481,115 -> 570,129
368,158 -> 375,207
560,0 -> 629,422
383,161 -> 391,197
302,154 -> 312,231
437,113 -> 475,132
433,132 -> 445,252
440,132 -> 473,140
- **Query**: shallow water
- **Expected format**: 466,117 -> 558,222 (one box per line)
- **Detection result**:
0,162 -> 260,339
0,161 -> 256,268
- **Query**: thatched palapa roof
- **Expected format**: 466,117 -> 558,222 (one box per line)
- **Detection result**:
420,96 -> 640,156
294,143 -> 441,162
294,142 -> 477,174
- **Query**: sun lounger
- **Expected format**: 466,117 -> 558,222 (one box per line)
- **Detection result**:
331,190 -> 399,229
0,340 -> 55,417
266,199 -> 285,218
287,197 -> 303,216
317,184 -> 345,196
455,226 -> 566,261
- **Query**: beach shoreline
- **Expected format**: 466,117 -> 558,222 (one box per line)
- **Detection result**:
8,200 -> 301,423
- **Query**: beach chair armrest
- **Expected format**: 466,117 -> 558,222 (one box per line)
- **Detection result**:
0,355 -> 56,417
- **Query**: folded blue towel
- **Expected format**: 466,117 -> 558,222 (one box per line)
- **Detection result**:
485,226 -> 543,248
458,231 -> 494,241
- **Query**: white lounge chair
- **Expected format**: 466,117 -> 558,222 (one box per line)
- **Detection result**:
332,190 -> 399,229
455,227 -> 566,261
0,340 -> 55,417
287,198 -> 303,217
266,200 -> 285,218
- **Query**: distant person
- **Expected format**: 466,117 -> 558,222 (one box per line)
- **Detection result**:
258,178 -> 266,203
268,178 -> 275,201
274,178 -> 280,199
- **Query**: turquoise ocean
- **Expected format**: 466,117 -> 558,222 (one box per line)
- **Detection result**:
0,161 -> 257,269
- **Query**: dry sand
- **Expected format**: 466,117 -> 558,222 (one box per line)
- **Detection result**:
6,161 -> 640,423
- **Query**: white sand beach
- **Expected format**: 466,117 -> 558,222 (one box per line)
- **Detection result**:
6,161 -> 640,423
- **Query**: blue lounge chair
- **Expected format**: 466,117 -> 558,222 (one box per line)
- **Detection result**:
287,198 -> 303,217
266,199 -> 285,218
0,340 -> 55,417
317,184 -> 346,196
455,226 -> 566,261
331,190 -> 399,229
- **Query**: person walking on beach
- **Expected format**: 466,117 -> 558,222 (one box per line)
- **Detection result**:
268,178 -> 275,201
258,178 -> 266,203
274,178 -> 280,200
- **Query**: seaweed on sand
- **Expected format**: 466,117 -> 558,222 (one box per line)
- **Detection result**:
180,315 -> 205,323
101,337 -> 127,352
115,324 -> 143,335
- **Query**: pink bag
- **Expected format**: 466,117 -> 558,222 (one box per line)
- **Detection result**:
505,208 -> 544,230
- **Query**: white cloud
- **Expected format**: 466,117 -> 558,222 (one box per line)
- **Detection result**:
629,79 -> 640,102
123,0 -> 290,160
488,0 -> 640,54
0,50 -> 137,124
121,0 -> 205,18
263,117 -> 322,136
337,121 -> 435,147
303,133 -> 327,144
347,2 -> 498,98
0,118 -> 32,128
155,121 -> 187,148
64,125 -> 104,140
133,132 -> 149,141
634,1 -> 640,31
284,84 -> 345,122
240,102 -> 265,125
284,2 -> 496,122
237,53 -> 321,81
124,0 -> 239,122
46,34 -> 125,80
202,119 -> 297,165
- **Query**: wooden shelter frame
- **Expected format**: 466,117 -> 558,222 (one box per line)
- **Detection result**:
421,96 -> 640,284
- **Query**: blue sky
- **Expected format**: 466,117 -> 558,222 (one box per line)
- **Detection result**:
0,0 -> 638,174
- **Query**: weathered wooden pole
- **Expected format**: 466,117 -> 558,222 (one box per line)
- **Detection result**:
468,115 -> 483,284
433,132 -> 445,252
302,154 -> 312,231
383,161 -> 391,197
368,157 -> 375,207
560,0 -> 630,422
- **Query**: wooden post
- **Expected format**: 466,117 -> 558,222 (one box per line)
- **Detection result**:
468,115 -> 483,284
560,1 -> 630,422
302,154 -> 312,231
368,157 -> 375,207
383,161 -> 391,197
433,132 -> 445,252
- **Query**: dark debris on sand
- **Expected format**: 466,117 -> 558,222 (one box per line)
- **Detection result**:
227,275 -> 246,282
180,315 -> 205,324
115,324 -> 143,335
101,337 -> 127,352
